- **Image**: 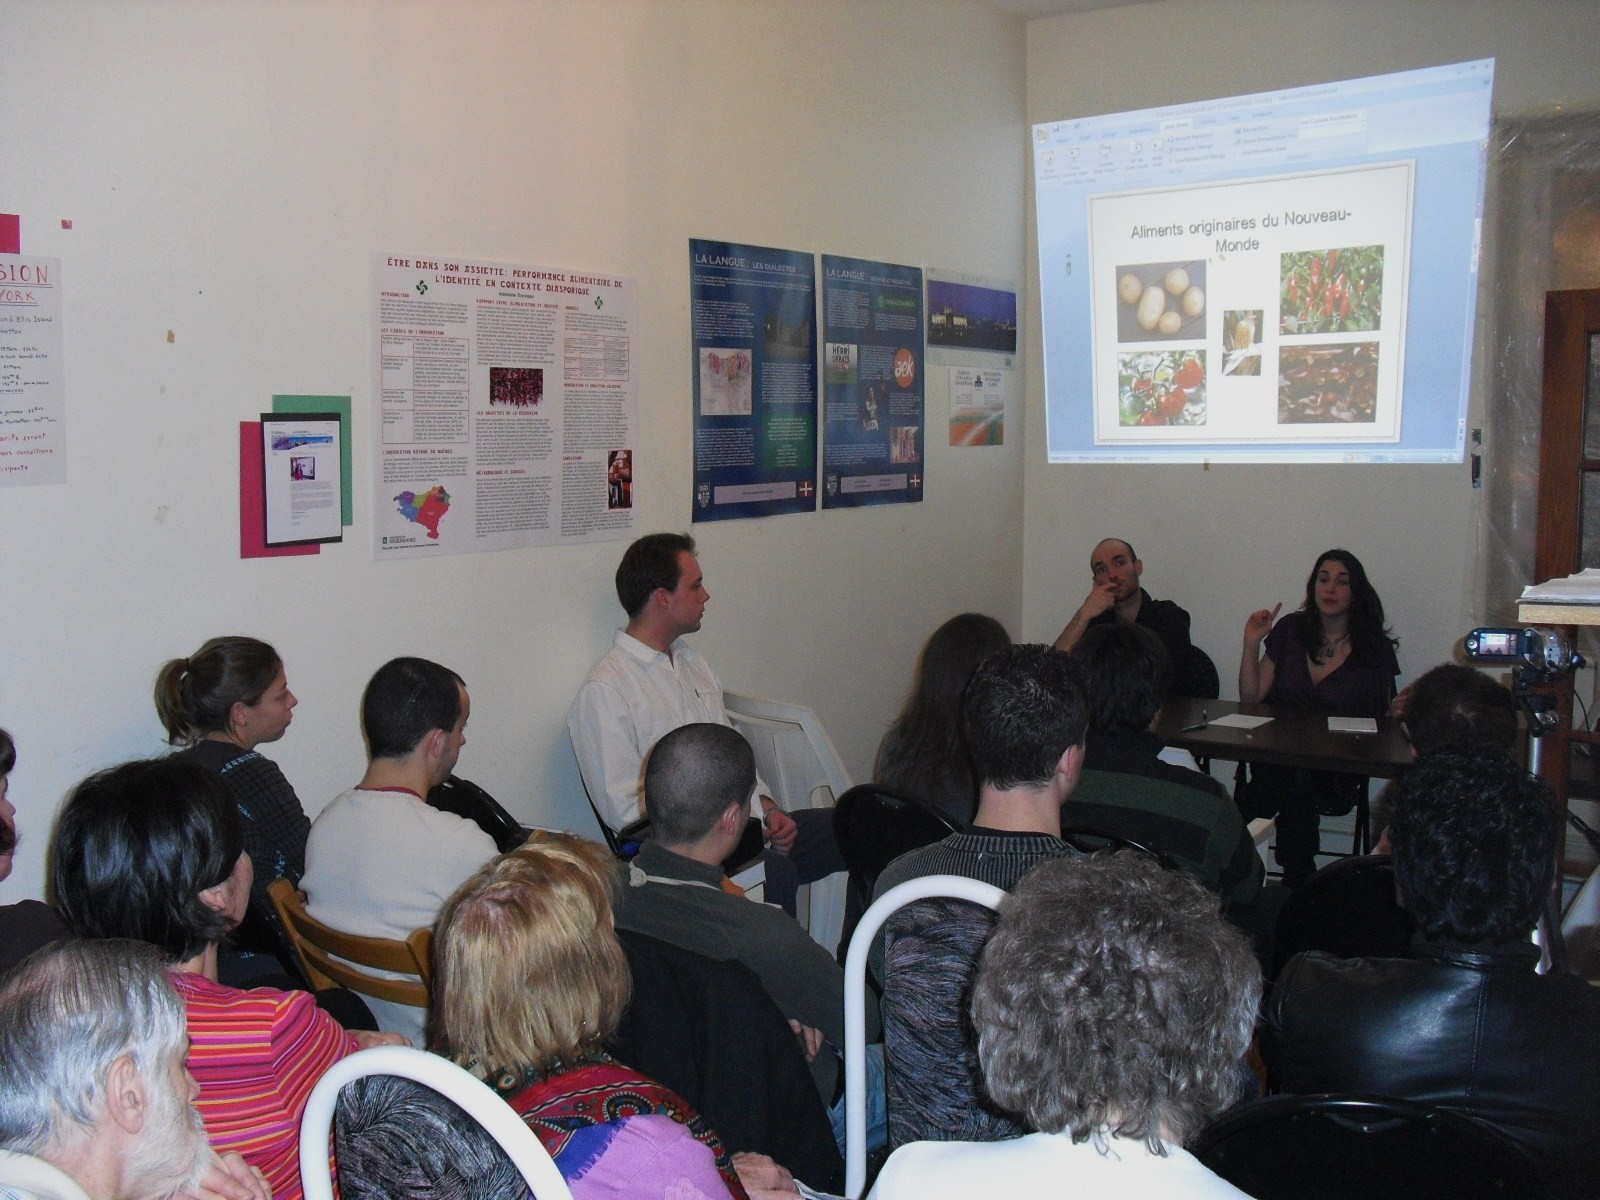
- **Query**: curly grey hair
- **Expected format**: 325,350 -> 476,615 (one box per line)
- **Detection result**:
973,852 -> 1261,1149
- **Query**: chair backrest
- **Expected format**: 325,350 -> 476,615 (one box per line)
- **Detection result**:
1058,822 -> 1179,871
1272,853 -> 1414,978
833,784 -> 960,899
723,690 -> 852,809
842,874 -> 1006,1200
880,897 -> 1025,1150
1194,1092 -> 1553,1200
612,928 -> 844,1193
426,774 -> 530,854
724,690 -> 852,954
267,878 -> 432,1007
1562,859 -> 1600,981
301,1045 -> 573,1200
1176,643 -> 1221,700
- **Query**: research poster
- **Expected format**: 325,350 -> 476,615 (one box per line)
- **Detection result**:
821,255 -> 924,508
688,240 -> 818,521
371,252 -> 637,559
1087,162 -> 1413,445
0,255 -> 65,486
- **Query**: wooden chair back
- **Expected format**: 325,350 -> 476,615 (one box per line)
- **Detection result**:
267,878 -> 432,1008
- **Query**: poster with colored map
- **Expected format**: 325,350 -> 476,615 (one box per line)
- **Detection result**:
371,251 -> 638,559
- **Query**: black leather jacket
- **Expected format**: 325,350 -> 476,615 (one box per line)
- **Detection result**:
1262,942 -> 1600,1199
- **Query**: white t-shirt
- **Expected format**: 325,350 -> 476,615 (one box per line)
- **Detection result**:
868,1130 -> 1255,1200
301,786 -> 496,1042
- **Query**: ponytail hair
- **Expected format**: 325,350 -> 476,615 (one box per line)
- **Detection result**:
154,637 -> 282,745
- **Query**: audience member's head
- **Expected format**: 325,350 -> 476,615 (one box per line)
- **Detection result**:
1389,750 -> 1556,946
154,636 -> 290,747
1073,623 -> 1171,735
961,644 -> 1089,791
642,722 -> 755,847
615,531 -> 696,619
0,726 -> 17,875
1403,663 -> 1518,758
433,832 -> 629,1084
973,853 -> 1260,1151
361,657 -> 466,763
54,758 -> 248,963
0,939 -> 213,1199
335,1075 -> 524,1200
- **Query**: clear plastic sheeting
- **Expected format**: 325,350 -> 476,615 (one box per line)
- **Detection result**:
1480,112 -> 1600,628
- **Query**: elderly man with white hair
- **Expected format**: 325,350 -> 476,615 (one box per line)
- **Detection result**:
0,938 -> 270,1200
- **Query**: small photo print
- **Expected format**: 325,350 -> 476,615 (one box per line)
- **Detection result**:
1279,246 -> 1383,334
763,310 -> 813,360
824,342 -> 859,386
607,448 -> 633,510
1117,349 -> 1206,428
489,366 -> 544,408
1222,309 -> 1263,377
698,348 -> 752,416
1113,260 -> 1207,343
890,425 -> 920,463
290,456 -> 315,481
1278,343 -> 1378,424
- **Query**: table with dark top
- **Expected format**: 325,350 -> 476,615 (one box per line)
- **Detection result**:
1154,697 -> 1412,779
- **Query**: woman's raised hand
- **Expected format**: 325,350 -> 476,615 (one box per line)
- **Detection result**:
1244,603 -> 1281,644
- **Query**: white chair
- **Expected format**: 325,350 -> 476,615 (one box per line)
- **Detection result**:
299,1045 -> 574,1200
1561,860 -> 1600,980
724,690 -> 852,954
841,875 -> 1006,1200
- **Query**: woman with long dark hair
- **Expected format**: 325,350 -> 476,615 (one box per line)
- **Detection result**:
874,614 -> 1012,826
1239,549 -> 1399,885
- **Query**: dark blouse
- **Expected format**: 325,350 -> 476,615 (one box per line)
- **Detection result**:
1264,611 -> 1398,718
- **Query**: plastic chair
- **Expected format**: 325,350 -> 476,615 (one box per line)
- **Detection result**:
300,1045 -> 573,1200
1271,854 -> 1414,978
725,690 -> 852,951
267,879 -> 432,1009
1194,1093 -> 1552,1200
842,875 -> 1005,1199
1562,860 -> 1600,980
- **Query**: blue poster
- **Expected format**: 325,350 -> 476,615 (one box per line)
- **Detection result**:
820,255 -> 924,508
689,240 -> 817,522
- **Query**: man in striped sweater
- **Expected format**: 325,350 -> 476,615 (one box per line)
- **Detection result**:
868,644 -> 1087,1148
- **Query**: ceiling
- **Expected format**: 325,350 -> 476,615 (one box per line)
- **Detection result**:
986,0 -> 1150,18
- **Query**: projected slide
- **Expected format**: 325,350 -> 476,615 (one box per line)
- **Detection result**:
1089,162 -> 1412,444
1034,59 -> 1492,464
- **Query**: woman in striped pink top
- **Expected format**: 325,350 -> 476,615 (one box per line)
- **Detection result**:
52,757 -> 406,1200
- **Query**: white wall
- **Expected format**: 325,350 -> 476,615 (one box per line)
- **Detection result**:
1022,0 -> 1600,691
0,0 -> 1028,900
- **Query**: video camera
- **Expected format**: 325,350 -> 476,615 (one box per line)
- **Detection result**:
1464,627 -> 1583,676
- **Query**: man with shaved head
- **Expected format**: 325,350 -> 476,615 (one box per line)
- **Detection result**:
1053,537 -> 1209,697
615,722 -> 885,1153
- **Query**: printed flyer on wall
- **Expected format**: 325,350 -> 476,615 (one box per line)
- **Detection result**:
0,255 -> 65,487
371,252 -> 637,559
820,255 -> 924,509
689,239 -> 817,522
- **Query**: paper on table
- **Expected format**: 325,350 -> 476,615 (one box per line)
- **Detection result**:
1328,717 -> 1378,733
1210,713 -> 1273,730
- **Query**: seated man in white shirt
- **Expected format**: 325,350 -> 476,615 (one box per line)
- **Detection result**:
0,938 -> 268,1200
568,532 -> 842,916
302,656 -> 497,1044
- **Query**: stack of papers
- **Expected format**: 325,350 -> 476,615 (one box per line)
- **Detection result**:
1521,568 -> 1600,604
1328,717 -> 1378,734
